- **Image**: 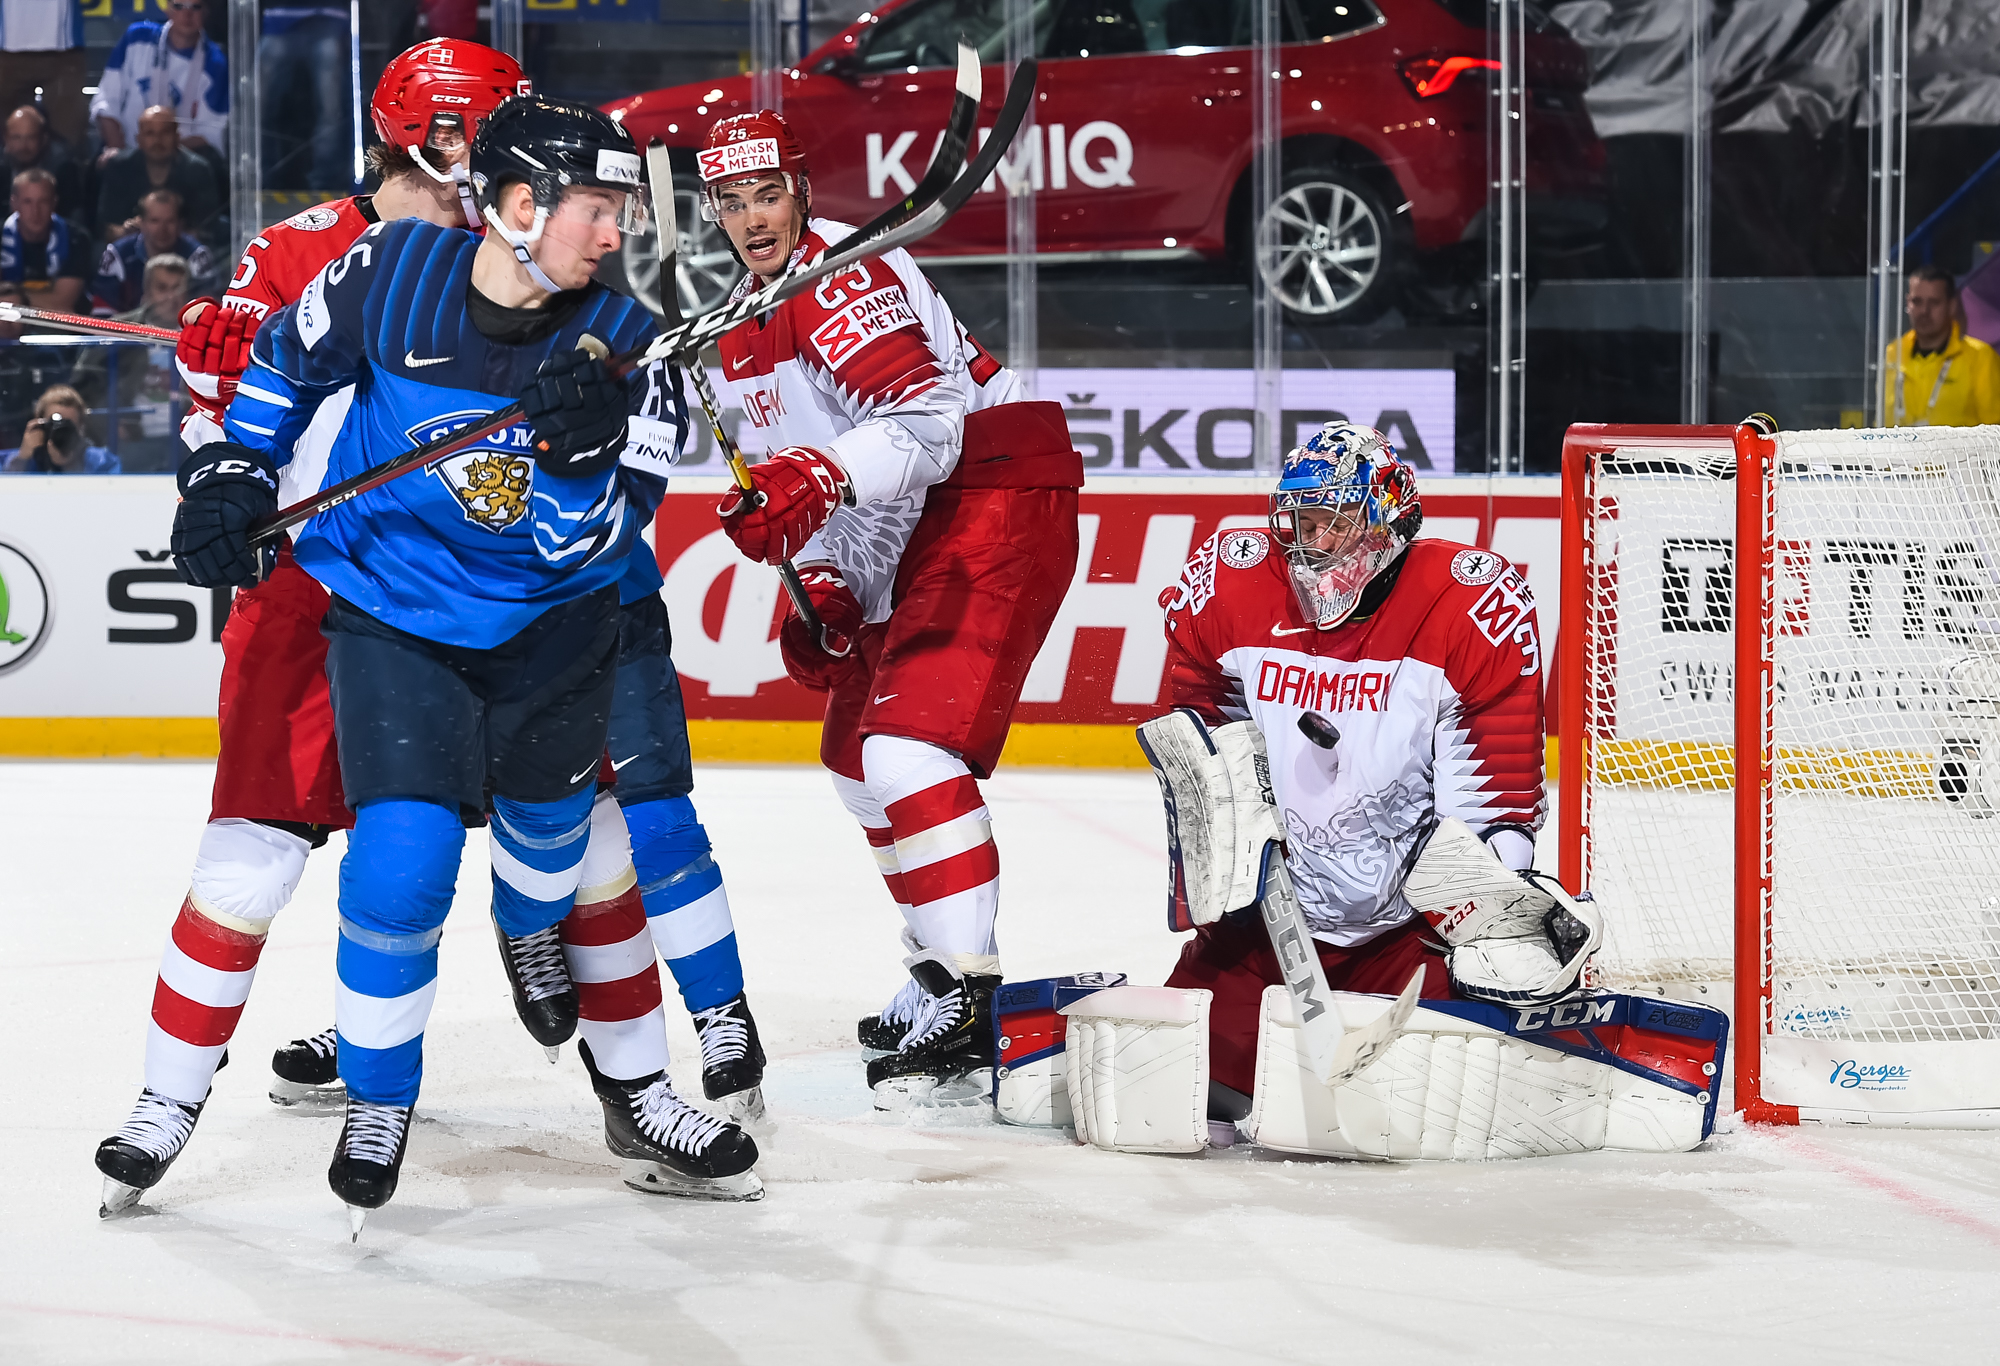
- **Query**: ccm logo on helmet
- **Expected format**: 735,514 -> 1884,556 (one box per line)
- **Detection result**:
698,137 -> 779,182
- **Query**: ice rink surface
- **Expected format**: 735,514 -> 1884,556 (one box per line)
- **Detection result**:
7,761 -> 2000,1365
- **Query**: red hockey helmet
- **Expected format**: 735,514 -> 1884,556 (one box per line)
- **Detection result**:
372,38 -> 528,185
696,110 -> 809,221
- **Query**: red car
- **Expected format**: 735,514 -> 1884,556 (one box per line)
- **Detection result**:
602,0 -> 1604,323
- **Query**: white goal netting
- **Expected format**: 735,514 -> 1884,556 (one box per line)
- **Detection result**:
1575,426 -> 2000,1046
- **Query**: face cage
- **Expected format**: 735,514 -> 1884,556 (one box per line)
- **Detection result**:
1269,492 -> 1398,630
700,171 -> 804,223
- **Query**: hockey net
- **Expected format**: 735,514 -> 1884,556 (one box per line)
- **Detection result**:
1559,423 -> 2000,1124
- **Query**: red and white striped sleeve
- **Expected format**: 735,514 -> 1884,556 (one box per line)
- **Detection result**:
1433,564 -> 1548,855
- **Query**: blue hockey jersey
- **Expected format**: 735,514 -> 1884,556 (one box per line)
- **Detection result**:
224,219 -> 686,647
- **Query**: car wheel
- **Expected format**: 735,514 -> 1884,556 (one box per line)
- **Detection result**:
1255,167 -> 1396,324
610,162 -> 740,319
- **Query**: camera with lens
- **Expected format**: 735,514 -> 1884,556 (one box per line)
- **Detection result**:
30,411 -> 84,465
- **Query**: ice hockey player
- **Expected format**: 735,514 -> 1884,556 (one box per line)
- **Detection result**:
1103,423 -> 1581,1132
155,93 -> 759,1230
701,110 -> 1083,1106
95,45 -> 766,1221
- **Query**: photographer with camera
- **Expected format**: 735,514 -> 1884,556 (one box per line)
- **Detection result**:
3,384 -> 119,473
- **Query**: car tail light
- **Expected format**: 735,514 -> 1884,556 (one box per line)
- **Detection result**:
1400,55 -> 1501,99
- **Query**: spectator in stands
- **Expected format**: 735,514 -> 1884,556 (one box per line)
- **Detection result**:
0,3 -> 89,149
92,1 -> 228,182
97,106 -> 220,245
71,254 -> 190,474
260,4 -> 354,191
1885,263 -> 2000,428
2,384 -> 118,475
2,107 -> 84,227
3,169 -> 91,314
90,189 -> 213,314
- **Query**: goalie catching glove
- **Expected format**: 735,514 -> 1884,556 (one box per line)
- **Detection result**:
1400,819 -> 1602,1006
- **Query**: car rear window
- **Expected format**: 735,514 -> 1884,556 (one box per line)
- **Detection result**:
852,0 -> 1057,72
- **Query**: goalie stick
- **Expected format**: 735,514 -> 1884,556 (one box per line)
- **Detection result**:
247,46 -> 1024,548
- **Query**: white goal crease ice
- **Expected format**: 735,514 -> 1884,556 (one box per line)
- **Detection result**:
1558,421 -> 2000,1125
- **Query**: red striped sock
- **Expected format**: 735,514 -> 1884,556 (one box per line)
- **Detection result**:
145,896 -> 267,1104
883,774 -> 999,956
561,872 -> 668,1083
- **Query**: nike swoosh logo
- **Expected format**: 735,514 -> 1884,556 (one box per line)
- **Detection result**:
1272,625 -> 1313,637
873,693 -> 899,704
569,764 -> 600,784
404,350 -> 454,368
611,754 -> 640,771
727,354 -> 753,373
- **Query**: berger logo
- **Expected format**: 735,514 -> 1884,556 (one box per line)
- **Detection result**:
0,541 -> 50,674
1829,1059 -> 1911,1091
1782,1004 -> 1853,1032
409,411 -> 535,532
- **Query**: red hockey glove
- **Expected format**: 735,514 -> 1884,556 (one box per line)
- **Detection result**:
175,297 -> 261,424
717,445 -> 848,565
778,565 -> 866,693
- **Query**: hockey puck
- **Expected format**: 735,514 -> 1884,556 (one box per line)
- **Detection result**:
1298,713 -> 1340,749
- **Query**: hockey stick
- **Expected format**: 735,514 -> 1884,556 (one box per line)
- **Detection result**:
646,138 -> 832,649
247,46 -> 1023,547
0,302 -> 177,344
1257,844 -> 1425,1087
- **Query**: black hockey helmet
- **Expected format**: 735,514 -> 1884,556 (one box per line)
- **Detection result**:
470,93 -> 649,233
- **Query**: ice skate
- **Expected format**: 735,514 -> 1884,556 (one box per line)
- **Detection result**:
692,991 -> 768,1124
867,966 -> 1000,1112
581,1040 -> 763,1201
269,1026 -> 345,1110
95,1087 -> 207,1217
857,976 -> 924,1052
493,919 -> 577,1058
327,1099 -> 413,1240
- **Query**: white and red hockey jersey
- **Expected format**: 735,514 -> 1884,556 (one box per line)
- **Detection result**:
179,197 -> 377,497
1163,531 -> 1546,948
712,217 -> 1022,621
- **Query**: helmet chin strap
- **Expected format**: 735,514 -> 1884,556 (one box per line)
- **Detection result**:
451,167 -> 481,231
481,202 -> 562,294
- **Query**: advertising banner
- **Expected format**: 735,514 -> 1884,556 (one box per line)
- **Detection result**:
0,474 -> 1560,758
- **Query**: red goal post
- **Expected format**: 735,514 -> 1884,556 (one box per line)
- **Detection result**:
1558,420 -> 2000,1127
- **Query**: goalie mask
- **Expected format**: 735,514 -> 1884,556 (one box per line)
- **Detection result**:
1269,422 -> 1422,629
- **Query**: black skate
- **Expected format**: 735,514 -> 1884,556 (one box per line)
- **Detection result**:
692,991 -> 767,1125
328,1098 -> 413,1241
580,1039 -> 762,1201
866,961 -> 1000,1112
857,976 -> 924,1052
269,1026 -> 344,1111
492,919 -> 577,1061
96,1087 -> 206,1217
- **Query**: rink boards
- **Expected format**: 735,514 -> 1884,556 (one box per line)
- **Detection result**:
0,473 -> 1561,760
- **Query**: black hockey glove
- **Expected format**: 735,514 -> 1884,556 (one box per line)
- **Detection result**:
521,346 -> 629,479
172,441 -> 279,588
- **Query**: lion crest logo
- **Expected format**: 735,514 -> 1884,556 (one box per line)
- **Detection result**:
446,451 -> 531,531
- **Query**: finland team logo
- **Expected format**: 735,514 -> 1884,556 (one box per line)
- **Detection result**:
1219,530 -> 1267,570
409,411 -> 535,532
1450,549 -> 1504,586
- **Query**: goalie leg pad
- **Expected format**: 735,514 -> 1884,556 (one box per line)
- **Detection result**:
991,974 -> 1129,1127
1061,986 -> 1211,1153
1244,989 -> 1722,1159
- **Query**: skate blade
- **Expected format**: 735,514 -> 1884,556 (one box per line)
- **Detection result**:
348,1205 -> 368,1242
619,1159 -> 765,1202
543,1045 -> 561,1065
872,1069 -> 995,1113
268,1077 -> 346,1112
724,1086 -> 770,1131
99,1177 -> 144,1218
